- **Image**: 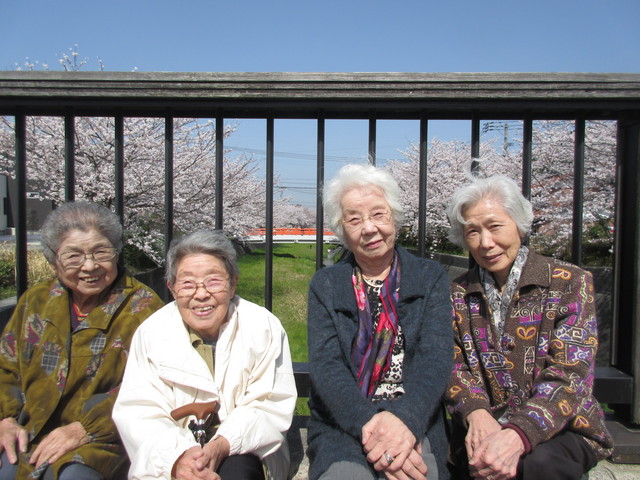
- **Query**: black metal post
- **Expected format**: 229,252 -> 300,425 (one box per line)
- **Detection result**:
316,118 -> 325,271
64,115 -> 75,202
265,118 -> 274,311
572,118 -> 585,266
418,117 -> 428,257
215,116 -> 224,230
14,114 -> 27,297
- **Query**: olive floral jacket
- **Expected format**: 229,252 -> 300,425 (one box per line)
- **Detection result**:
0,272 -> 163,478
446,252 -> 613,460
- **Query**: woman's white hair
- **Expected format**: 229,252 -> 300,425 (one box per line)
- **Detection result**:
324,163 -> 404,245
446,174 -> 533,249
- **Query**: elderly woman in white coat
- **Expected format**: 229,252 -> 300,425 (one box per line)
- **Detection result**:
113,230 -> 297,480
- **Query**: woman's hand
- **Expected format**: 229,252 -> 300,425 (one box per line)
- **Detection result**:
384,442 -> 428,480
465,409 -> 502,460
468,428 -> 525,480
362,411 -> 427,480
0,418 -> 29,466
196,436 -> 230,473
171,436 -> 229,480
172,446 -> 220,480
29,421 -> 89,468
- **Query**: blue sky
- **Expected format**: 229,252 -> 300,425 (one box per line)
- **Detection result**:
2,0 -> 639,206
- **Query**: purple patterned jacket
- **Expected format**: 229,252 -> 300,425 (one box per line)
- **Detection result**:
446,251 -> 612,459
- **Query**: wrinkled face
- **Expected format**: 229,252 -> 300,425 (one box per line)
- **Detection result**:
462,197 -> 523,288
54,229 -> 118,303
340,186 -> 396,266
170,253 -> 237,341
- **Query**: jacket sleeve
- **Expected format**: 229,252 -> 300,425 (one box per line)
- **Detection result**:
214,317 -> 297,459
79,290 -> 164,444
505,269 -> 601,450
381,263 -> 454,440
307,271 -> 379,440
112,327 -> 197,480
445,288 -> 493,425
0,293 -> 28,420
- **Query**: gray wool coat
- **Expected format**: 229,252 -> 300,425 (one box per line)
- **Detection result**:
307,246 -> 453,480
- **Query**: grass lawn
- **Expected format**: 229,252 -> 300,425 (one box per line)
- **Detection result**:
236,242 -> 336,363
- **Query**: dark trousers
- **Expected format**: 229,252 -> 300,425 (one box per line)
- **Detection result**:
217,453 -> 265,480
450,430 -> 597,480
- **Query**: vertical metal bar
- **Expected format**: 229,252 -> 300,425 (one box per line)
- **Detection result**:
315,118 -> 325,271
114,116 -> 125,270
572,118 -> 585,266
468,116 -> 481,268
64,114 -> 75,202
163,116 -> 174,300
265,118 -> 274,311
521,118 -> 533,247
613,119 -> 640,423
215,117 -> 224,229
471,116 -> 480,174
522,118 -> 533,199
164,117 -> 174,252
417,118 -> 428,257
14,114 -> 28,297
114,116 -> 125,222
368,118 -> 376,165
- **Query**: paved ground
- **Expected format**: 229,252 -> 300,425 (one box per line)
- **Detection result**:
589,460 -> 640,479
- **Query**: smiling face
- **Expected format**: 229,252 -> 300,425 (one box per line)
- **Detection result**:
340,185 -> 397,273
54,229 -> 118,309
462,197 -> 523,288
170,253 -> 237,341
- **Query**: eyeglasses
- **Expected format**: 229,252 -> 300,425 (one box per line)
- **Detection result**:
57,248 -> 118,268
172,276 -> 229,298
341,210 -> 392,231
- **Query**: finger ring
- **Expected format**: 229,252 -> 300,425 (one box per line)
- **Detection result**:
384,452 -> 395,463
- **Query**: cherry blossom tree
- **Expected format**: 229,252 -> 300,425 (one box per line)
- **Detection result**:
1,48 -> 310,265
0,115 -> 299,264
388,120 -> 617,262
387,137 -> 521,252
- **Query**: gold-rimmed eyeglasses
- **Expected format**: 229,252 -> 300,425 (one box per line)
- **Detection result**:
341,210 -> 392,231
172,276 -> 229,298
57,248 -> 118,268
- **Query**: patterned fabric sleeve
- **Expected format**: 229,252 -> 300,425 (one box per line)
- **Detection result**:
0,292 -> 29,420
505,268 -> 605,450
445,289 -> 492,425
78,285 -> 164,442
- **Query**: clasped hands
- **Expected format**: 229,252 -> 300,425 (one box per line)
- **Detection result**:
465,409 -> 525,480
171,435 -> 230,480
362,411 -> 428,480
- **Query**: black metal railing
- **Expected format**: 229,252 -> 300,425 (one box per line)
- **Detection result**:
1,72 -> 640,422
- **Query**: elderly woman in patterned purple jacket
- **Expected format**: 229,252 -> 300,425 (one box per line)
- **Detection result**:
444,175 -> 612,480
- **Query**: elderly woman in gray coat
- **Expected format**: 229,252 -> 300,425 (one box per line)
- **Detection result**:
307,164 -> 452,480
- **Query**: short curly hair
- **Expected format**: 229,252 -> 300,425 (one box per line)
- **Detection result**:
40,201 -> 123,266
323,163 -> 404,245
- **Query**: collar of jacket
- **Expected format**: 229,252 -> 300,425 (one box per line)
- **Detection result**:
47,269 -> 132,331
459,250 -> 553,296
332,246 -> 427,313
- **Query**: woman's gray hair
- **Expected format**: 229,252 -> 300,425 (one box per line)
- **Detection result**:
165,230 -> 239,285
40,201 -> 123,265
446,175 -> 533,249
324,163 -> 404,244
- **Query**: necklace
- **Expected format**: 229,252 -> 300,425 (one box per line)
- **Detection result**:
72,303 -> 90,318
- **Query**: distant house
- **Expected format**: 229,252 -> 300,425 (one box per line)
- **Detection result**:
1,175 -> 54,233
